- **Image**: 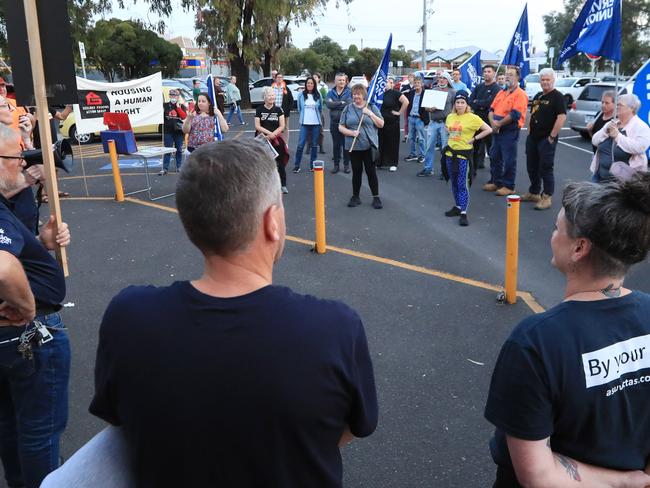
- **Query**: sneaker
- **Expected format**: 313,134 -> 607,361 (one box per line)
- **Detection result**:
404,155 -> 418,162
281,186 -> 289,194
389,166 -> 397,172
444,206 -> 461,217
158,169 -> 168,176
417,156 -> 425,163
416,170 -> 433,177
343,166 -> 351,174
331,166 -> 340,174
402,136 -> 408,143
347,196 -> 361,207
241,122 -> 247,126
534,193 -> 552,210
372,196 -> 383,209
459,213 -> 469,226
292,167 -> 301,174
495,187 -> 515,196
482,183 -> 498,191
521,192 -> 542,203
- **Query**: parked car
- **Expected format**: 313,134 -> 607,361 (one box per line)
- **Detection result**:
567,81 -> 630,140
349,75 -> 369,87
248,77 -> 301,107
554,76 -> 600,107
161,80 -> 194,103
524,73 -> 541,101
60,86 -> 189,144
172,77 -> 209,93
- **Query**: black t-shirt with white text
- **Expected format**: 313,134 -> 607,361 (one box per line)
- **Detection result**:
528,89 -> 566,139
485,292 -> 650,487
255,104 -> 284,135
90,282 -> 378,488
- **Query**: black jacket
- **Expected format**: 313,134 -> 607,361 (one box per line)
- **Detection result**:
469,82 -> 501,121
282,89 -> 294,117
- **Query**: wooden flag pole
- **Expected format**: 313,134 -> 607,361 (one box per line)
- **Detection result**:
23,0 -> 69,276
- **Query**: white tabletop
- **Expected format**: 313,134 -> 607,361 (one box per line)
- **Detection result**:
132,147 -> 178,158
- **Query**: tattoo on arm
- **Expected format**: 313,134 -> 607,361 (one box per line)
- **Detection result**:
554,454 -> 582,482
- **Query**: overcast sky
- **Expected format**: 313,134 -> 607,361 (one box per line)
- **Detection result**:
107,0 -> 567,55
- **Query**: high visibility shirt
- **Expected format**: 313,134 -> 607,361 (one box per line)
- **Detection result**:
490,87 -> 528,129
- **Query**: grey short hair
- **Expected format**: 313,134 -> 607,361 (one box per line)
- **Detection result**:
262,86 -> 275,98
538,68 -> 555,79
562,174 -> 650,277
601,90 -> 616,102
619,93 -> 641,114
176,139 -> 281,256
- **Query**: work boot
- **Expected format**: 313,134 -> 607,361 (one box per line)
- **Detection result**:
495,187 -> 515,196
534,194 -> 552,210
520,192 -> 542,203
482,183 -> 497,191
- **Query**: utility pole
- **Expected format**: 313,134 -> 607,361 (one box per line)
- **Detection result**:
421,0 -> 427,70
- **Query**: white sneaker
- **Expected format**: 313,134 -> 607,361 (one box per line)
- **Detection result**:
389,166 -> 397,172
281,186 -> 289,194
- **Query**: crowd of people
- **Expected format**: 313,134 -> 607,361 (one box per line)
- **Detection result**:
0,61 -> 650,488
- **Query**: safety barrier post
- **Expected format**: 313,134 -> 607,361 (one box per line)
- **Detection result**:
505,195 -> 521,304
108,140 -> 125,202
313,160 -> 326,254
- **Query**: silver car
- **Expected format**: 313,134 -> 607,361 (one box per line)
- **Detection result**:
567,82 -> 630,139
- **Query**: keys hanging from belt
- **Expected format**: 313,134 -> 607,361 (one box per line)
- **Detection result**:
17,320 -> 54,360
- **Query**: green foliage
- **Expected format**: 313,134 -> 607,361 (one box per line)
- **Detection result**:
348,48 -> 382,78
88,19 -> 182,81
543,0 -> 650,74
309,37 -> 346,76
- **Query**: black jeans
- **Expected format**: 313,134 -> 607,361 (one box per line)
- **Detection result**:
330,123 -> 349,167
525,135 -> 558,196
350,149 -> 379,197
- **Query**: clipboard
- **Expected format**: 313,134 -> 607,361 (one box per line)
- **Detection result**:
421,89 -> 448,110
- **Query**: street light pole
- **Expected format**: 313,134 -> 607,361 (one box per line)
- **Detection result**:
421,0 -> 427,70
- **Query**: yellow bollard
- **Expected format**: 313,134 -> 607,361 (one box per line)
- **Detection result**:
505,194 -> 521,304
108,140 -> 125,202
313,160 -> 326,254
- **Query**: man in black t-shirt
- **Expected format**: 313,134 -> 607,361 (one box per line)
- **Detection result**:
86,139 -> 377,488
523,68 -> 566,210
0,124 -> 72,488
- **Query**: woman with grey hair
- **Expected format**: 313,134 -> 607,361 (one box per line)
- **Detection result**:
485,173 -> 650,488
590,93 -> 650,182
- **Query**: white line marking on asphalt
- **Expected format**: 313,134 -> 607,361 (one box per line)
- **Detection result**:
559,135 -> 582,140
558,140 -> 593,154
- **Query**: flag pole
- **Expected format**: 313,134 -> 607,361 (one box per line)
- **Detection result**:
613,0 -> 622,120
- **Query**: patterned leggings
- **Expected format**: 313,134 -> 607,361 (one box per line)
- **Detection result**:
445,155 -> 470,213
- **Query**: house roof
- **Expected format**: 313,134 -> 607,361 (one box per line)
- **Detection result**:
413,46 -> 501,64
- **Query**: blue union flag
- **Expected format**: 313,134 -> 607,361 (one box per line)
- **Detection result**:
557,0 -> 622,67
367,34 -> 392,107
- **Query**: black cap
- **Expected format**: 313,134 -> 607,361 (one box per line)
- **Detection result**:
454,91 -> 469,102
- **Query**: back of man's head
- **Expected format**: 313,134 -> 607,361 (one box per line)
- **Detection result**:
176,139 -> 281,257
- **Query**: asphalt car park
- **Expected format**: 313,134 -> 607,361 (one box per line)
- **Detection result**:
2,111 -> 648,487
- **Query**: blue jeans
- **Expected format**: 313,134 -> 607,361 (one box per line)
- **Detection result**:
330,123 -> 349,167
408,116 -> 425,158
163,132 -> 184,171
0,313 -> 70,488
489,129 -> 520,190
294,125 -> 320,170
226,102 -> 245,124
424,121 -> 448,173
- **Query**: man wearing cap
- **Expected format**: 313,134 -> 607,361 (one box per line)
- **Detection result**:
483,66 -> 528,196
0,122 -> 72,488
522,68 -> 566,210
418,71 -> 455,178
159,89 -> 187,176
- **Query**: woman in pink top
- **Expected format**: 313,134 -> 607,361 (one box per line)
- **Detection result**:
182,93 -> 228,152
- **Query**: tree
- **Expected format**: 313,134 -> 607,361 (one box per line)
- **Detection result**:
348,48 -> 382,78
543,0 -> 650,74
134,0 -> 351,107
88,19 -> 182,81
309,37 -> 346,78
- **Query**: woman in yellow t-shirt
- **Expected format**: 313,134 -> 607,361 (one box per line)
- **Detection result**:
443,92 -> 492,226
